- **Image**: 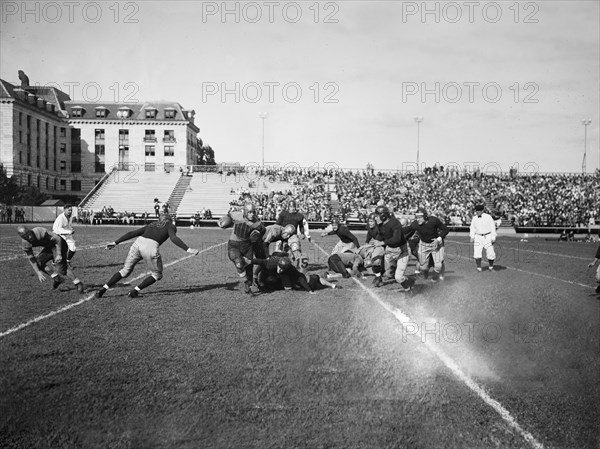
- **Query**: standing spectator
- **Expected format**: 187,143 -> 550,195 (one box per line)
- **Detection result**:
7,205 -> 13,223
154,199 -> 161,218
469,204 -> 497,272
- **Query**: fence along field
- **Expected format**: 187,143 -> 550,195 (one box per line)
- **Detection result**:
0,226 -> 598,448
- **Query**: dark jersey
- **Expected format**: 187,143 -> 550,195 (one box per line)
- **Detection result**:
280,266 -> 312,291
596,245 -> 600,259
407,216 -> 449,243
326,225 -> 360,247
277,210 -> 306,235
365,226 -> 382,244
21,227 -> 63,257
378,217 -> 406,248
114,221 -> 188,250
252,256 -> 312,291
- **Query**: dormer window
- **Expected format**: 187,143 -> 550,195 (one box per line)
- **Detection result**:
71,107 -> 83,117
117,108 -> 130,120
145,108 -> 157,119
165,109 -> 176,119
95,107 -> 107,118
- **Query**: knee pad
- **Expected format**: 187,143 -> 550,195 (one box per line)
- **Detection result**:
152,272 -> 163,281
119,268 -> 133,278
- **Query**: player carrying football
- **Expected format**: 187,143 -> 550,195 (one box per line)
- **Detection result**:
219,203 -> 267,295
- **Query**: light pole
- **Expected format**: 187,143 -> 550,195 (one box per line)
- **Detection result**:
116,109 -> 128,170
414,116 -> 424,173
258,112 -> 268,167
581,119 -> 591,173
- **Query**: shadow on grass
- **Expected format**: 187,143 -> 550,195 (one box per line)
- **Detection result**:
152,282 -> 241,297
86,263 -> 123,269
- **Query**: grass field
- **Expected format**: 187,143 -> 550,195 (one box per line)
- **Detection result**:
1,224 -> 599,449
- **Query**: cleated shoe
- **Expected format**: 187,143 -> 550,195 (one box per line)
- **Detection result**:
244,281 -> 253,295
52,277 -> 63,289
476,267 -> 482,272
95,288 -> 107,299
128,289 -> 139,298
76,283 -> 86,293
372,276 -> 383,288
595,284 -> 600,294
488,267 -> 494,272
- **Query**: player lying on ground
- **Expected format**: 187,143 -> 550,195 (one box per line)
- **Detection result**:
327,251 -> 364,279
17,225 -> 85,293
95,213 -> 199,298
252,255 -> 338,293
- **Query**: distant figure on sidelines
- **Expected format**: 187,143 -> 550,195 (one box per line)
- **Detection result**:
17,225 -> 85,293
469,204 -> 497,272
587,244 -> 600,294
95,213 -> 199,299
53,204 -> 77,265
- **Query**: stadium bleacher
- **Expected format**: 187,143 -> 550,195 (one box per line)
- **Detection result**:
82,170 -> 183,216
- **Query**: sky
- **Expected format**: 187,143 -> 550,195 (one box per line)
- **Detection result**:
2,0 -> 599,173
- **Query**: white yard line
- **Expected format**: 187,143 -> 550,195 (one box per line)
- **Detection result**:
313,242 -> 546,449
0,242 -> 227,339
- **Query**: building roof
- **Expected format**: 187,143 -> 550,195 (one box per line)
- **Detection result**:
0,79 -> 70,118
64,101 -> 194,122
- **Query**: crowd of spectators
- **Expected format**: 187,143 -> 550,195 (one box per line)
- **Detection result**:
73,166 -> 598,229
230,167 -> 334,222
229,166 -> 598,229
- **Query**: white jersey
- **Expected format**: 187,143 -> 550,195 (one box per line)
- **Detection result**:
53,212 -> 74,236
470,213 -> 497,240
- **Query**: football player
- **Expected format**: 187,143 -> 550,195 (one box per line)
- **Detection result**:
405,208 -> 448,282
95,213 -> 199,298
52,204 -> 77,266
371,205 -> 412,293
276,200 -> 311,260
17,225 -> 85,292
321,217 -> 360,255
219,203 -> 266,294
358,212 -> 386,277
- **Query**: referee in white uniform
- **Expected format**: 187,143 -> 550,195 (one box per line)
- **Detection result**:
470,204 -> 497,271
